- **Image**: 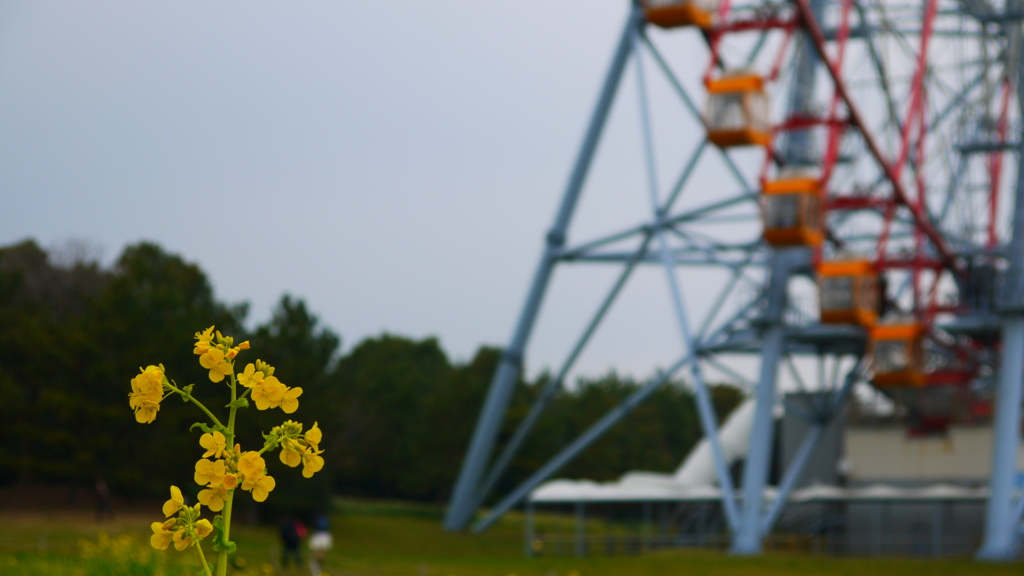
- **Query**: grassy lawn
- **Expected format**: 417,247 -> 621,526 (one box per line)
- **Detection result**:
1,499 -> 1022,575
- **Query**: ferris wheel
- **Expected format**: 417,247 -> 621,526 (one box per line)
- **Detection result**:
446,0 -> 1024,558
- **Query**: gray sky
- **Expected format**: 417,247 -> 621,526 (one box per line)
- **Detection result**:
0,1 -> 763,381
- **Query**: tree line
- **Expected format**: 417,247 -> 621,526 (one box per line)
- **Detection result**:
0,239 -> 742,518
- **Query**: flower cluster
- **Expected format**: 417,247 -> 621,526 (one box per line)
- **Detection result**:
130,326 -> 326,576
129,365 -> 166,423
194,326 -> 248,383
238,360 -> 302,413
272,420 -> 325,478
151,486 -> 214,551
193,432 -> 278,508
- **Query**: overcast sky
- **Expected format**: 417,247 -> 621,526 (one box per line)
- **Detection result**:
0,1 -> 769,382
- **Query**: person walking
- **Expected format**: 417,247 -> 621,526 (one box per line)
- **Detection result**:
308,515 -> 333,576
279,515 -> 306,570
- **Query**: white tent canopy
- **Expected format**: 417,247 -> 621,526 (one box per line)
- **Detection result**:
528,395 -> 989,504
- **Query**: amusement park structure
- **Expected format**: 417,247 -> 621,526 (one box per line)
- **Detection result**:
445,0 -> 1024,558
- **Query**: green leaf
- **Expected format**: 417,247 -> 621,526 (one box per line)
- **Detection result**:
210,515 -> 236,554
226,397 -> 249,409
190,422 -> 229,435
212,538 -> 237,554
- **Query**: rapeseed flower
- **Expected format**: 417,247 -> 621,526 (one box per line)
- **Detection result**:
194,459 -> 227,487
133,327 -> 327,572
279,440 -> 302,468
305,422 -> 322,450
237,451 -> 266,479
172,518 -> 213,551
199,431 -> 228,459
199,348 -> 232,383
237,363 -> 264,388
162,485 -> 185,517
278,422 -> 324,476
129,365 -> 165,424
150,519 -> 176,550
243,473 -> 276,502
251,376 -> 286,410
301,448 -> 324,478
194,326 -> 215,355
198,485 -> 230,512
280,387 -> 302,414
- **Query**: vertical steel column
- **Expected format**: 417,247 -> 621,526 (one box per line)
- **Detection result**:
731,248 -> 808,555
979,318 -> 1024,558
731,0 -> 824,554
444,5 -> 642,531
785,0 -> 826,167
979,8 -> 1024,559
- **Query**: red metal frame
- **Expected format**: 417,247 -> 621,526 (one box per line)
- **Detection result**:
692,0 -> 1009,393
989,78 -> 1012,248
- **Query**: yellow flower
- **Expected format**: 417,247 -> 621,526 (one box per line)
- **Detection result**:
243,473 -> 276,502
198,485 -> 230,512
305,422 -> 322,451
172,529 -> 192,551
150,519 -> 175,550
301,450 -> 325,479
129,366 -> 164,424
194,459 -> 227,487
162,485 -> 184,517
194,326 -> 215,355
237,363 -> 265,388
238,341 -> 251,350
279,440 -> 302,468
237,451 -> 266,480
195,518 -> 213,539
280,387 -> 302,414
221,473 -> 239,490
251,376 -> 286,410
199,348 -> 232,383
171,516 -> 212,551
199,431 -> 227,459
129,366 -> 163,401
132,402 -> 160,424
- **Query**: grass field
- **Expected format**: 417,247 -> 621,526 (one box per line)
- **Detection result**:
2,499 -> 1023,576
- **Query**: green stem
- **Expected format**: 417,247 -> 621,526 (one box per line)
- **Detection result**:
226,368 -> 238,442
167,383 -> 225,430
195,542 -> 213,576
216,365 -> 239,576
257,431 -> 299,456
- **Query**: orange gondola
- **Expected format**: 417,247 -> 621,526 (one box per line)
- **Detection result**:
762,177 -> 823,247
705,73 -> 771,148
817,259 -> 879,327
871,323 -> 927,387
643,0 -> 717,29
